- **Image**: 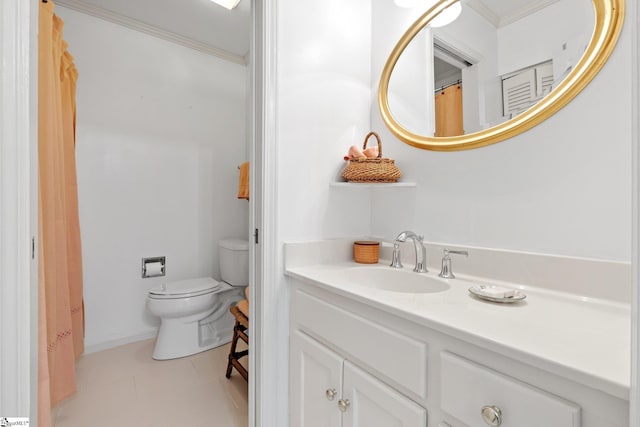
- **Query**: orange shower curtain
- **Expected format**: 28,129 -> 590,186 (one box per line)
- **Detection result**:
434,84 -> 464,137
38,2 -> 84,425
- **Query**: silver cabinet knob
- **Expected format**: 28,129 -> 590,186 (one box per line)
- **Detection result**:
481,405 -> 502,427
325,388 -> 337,401
338,399 -> 351,412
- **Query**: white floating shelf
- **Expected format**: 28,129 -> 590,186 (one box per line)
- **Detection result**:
330,181 -> 416,188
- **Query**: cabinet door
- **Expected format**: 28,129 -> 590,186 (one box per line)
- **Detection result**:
290,330 -> 343,427
342,361 -> 427,427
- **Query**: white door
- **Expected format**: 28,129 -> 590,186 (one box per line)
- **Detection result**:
290,330 -> 343,427
342,361 -> 427,427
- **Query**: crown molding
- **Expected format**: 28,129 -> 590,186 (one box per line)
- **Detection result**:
499,0 -> 560,27
55,0 -> 248,65
466,0 -> 500,27
467,0 -> 560,28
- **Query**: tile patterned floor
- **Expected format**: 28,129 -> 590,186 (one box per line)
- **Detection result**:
53,339 -> 248,427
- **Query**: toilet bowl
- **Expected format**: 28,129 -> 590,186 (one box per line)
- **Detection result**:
147,239 -> 249,360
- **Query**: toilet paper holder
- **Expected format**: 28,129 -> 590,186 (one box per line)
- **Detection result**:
142,256 -> 166,278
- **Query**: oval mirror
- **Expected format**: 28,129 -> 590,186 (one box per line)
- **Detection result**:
378,0 -> 625,151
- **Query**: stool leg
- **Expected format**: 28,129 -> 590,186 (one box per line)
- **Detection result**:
226,320 -> 240,379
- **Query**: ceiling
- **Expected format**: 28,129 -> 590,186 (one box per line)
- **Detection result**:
56,0 -> 251,63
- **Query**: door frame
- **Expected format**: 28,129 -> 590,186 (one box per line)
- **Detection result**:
0,0 -> 38,421
631,0 -> 640,425
250,0 -> 282,426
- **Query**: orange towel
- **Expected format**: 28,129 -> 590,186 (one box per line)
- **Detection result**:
237,161 -> 249,200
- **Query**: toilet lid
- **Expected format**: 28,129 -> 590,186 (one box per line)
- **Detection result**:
149,277 -> 222,297
218,239 -> 249,251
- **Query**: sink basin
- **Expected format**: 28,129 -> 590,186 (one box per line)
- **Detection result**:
342,267 -> 450,294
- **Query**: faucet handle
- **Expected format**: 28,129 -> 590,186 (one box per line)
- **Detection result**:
390,242 -> 403,269
444,249 -> 467,257
438,248 -> 468,279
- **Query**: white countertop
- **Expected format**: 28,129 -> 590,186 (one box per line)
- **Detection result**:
286,261 -> 631,400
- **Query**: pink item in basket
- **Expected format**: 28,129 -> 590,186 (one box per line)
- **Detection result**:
363,146 -> 379,158
344,145 -> 366,161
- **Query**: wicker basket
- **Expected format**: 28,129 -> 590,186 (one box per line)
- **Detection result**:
341,132 -> 402,183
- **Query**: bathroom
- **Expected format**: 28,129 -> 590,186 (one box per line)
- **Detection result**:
55,2 -> 250,357
0,0 -> 638,426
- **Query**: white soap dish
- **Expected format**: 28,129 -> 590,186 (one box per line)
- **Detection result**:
468,285 -> 526,303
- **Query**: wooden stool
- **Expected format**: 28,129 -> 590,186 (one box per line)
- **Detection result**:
226,303 -> 249,381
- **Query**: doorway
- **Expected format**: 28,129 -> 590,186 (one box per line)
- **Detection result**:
432,39 -> 475,137
434,55 -> 464,137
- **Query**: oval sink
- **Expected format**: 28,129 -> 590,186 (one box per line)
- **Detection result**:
342,267 -> 450,294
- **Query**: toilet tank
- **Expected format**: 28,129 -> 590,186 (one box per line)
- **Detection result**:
218,239 -> 249,287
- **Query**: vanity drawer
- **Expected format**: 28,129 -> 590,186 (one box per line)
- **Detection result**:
293,289 -> 428,398
440,351 -> 580,427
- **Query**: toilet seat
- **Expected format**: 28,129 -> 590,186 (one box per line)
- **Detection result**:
148,277 -> 223,299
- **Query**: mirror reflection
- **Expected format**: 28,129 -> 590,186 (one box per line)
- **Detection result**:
388,0 -> 595,137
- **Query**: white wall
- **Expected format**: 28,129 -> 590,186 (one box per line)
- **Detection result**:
370,5 -> 632,262
277,0 -> 373,243
270,1 -> 372,423
56,7 -> 249,350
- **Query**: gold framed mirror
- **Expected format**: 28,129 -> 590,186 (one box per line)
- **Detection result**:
378,0 -> 625,151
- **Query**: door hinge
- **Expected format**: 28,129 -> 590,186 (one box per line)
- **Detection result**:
254,228 -> 259,244
31,237 -> 35,260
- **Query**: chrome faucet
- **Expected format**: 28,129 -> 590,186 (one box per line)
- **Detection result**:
438,248 -> 469,279
394,231 -> 427,273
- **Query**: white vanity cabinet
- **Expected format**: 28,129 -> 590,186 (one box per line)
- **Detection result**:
289,278 -> 630,427
290,329 -> 427,427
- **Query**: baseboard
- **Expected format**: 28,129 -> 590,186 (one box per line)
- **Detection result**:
83,329 -> 158,355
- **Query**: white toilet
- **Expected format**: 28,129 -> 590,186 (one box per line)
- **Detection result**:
147,239 -> 249,360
